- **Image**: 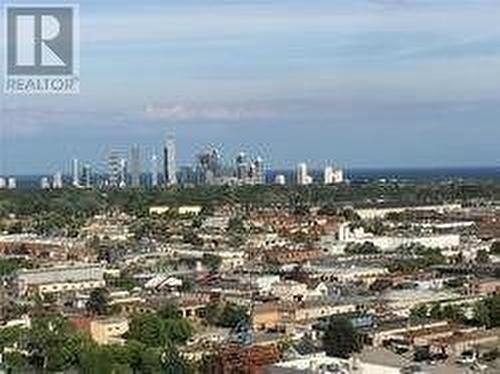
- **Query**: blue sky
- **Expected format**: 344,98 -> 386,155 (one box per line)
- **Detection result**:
1,0 -> 500,174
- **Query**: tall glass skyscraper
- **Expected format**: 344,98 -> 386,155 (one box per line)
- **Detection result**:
130,144 -> 141,188
164,135 -> 177,186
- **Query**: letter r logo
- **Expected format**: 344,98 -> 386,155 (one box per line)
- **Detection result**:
7,6 -> 74,75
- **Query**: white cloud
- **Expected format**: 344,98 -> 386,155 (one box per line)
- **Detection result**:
144,103 -> 278,121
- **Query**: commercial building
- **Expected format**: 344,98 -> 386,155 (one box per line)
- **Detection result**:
130,144 -> 141,188
164,135 -> 177,186
16,264 -> 105,296
53,172 -> 63,189
7,177 -> 16,190
296,163 -> 312,185
323,166 -> 344,184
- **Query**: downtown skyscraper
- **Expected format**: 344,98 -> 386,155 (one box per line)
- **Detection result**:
164,135 -> 177,186
130,145 -> 141,188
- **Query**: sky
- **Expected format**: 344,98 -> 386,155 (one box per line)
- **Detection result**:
1,0 -> 500,174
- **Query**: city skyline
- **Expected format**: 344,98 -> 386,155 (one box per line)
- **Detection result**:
2,0 -> 500,173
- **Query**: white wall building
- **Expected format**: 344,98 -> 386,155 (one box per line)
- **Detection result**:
40,177 -> 50,190
324,166 -> 344,184
274,174 -> 286,185
338,223 -> 460,251
7,177 -> 16,190
297,163 -> 312,185
53,172 -> 63,189
355,204 -> 462,220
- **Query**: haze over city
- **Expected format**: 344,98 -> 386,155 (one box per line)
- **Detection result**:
2,0 -> 500,174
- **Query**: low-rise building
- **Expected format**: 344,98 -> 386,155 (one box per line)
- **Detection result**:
149,205 -> 202,216
470,278 -> 500,296
265,248 -> 323,265
309,265 -> 388,285
90,317 -> 129,345
253,302 -> 281,331
72,316 -> 129,345
271,280 -> 308,302
16,264 -> 105,296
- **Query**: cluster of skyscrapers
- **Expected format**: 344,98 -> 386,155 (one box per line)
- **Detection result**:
28,135 -> 268,190
0,134 -> 345,190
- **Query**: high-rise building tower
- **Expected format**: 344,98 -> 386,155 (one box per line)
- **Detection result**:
0,177 -> 6,189
297,163 -> 312,185
7,177 -> 16,190
119,158 -> 127,188
151,153 -> 159,188
324,166 -> 333,185
164,135 -> 177,186
40,177 -> 50,190
130,144 -> 141,188
53,172 -> 63,189
107,149 -> 121,188
82,164 -> 93,189
324,165 -> 344,184
333,168 -> 344,184
254,157 -> 264,185
72,158 -> 80,187
236,152 -> 249,184
197,148 -> 220,185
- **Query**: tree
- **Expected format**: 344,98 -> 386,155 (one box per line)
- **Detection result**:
475,249 -> 490,264
128,307 -> 192,347
322,317 -> 363,358
472,301 -> 491,327
227,217 -> 246,233
451,251 -> 464,265
28,314 -> 84,371
345,241 -> 380,255
217,304 -> 248,328
441,305 -> 465,323
429,303 -> 443,320
128,314 -> 166,347
471,295 -> 500,328
158,303 -> 182,320
163,318 -> 192,344
183,230 -> 203,246
202,254 -> 222,273
369,278 -> 393,292
161,342 -> 193,374
79,342 -> 116,374
484,294 -> 500,327
3,351 -> 30,371
0,326 -> 26,351
491,241 -> 500,256
140,347 -> 162,374
410,305 -> 428,322
86,288 -> 110,316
